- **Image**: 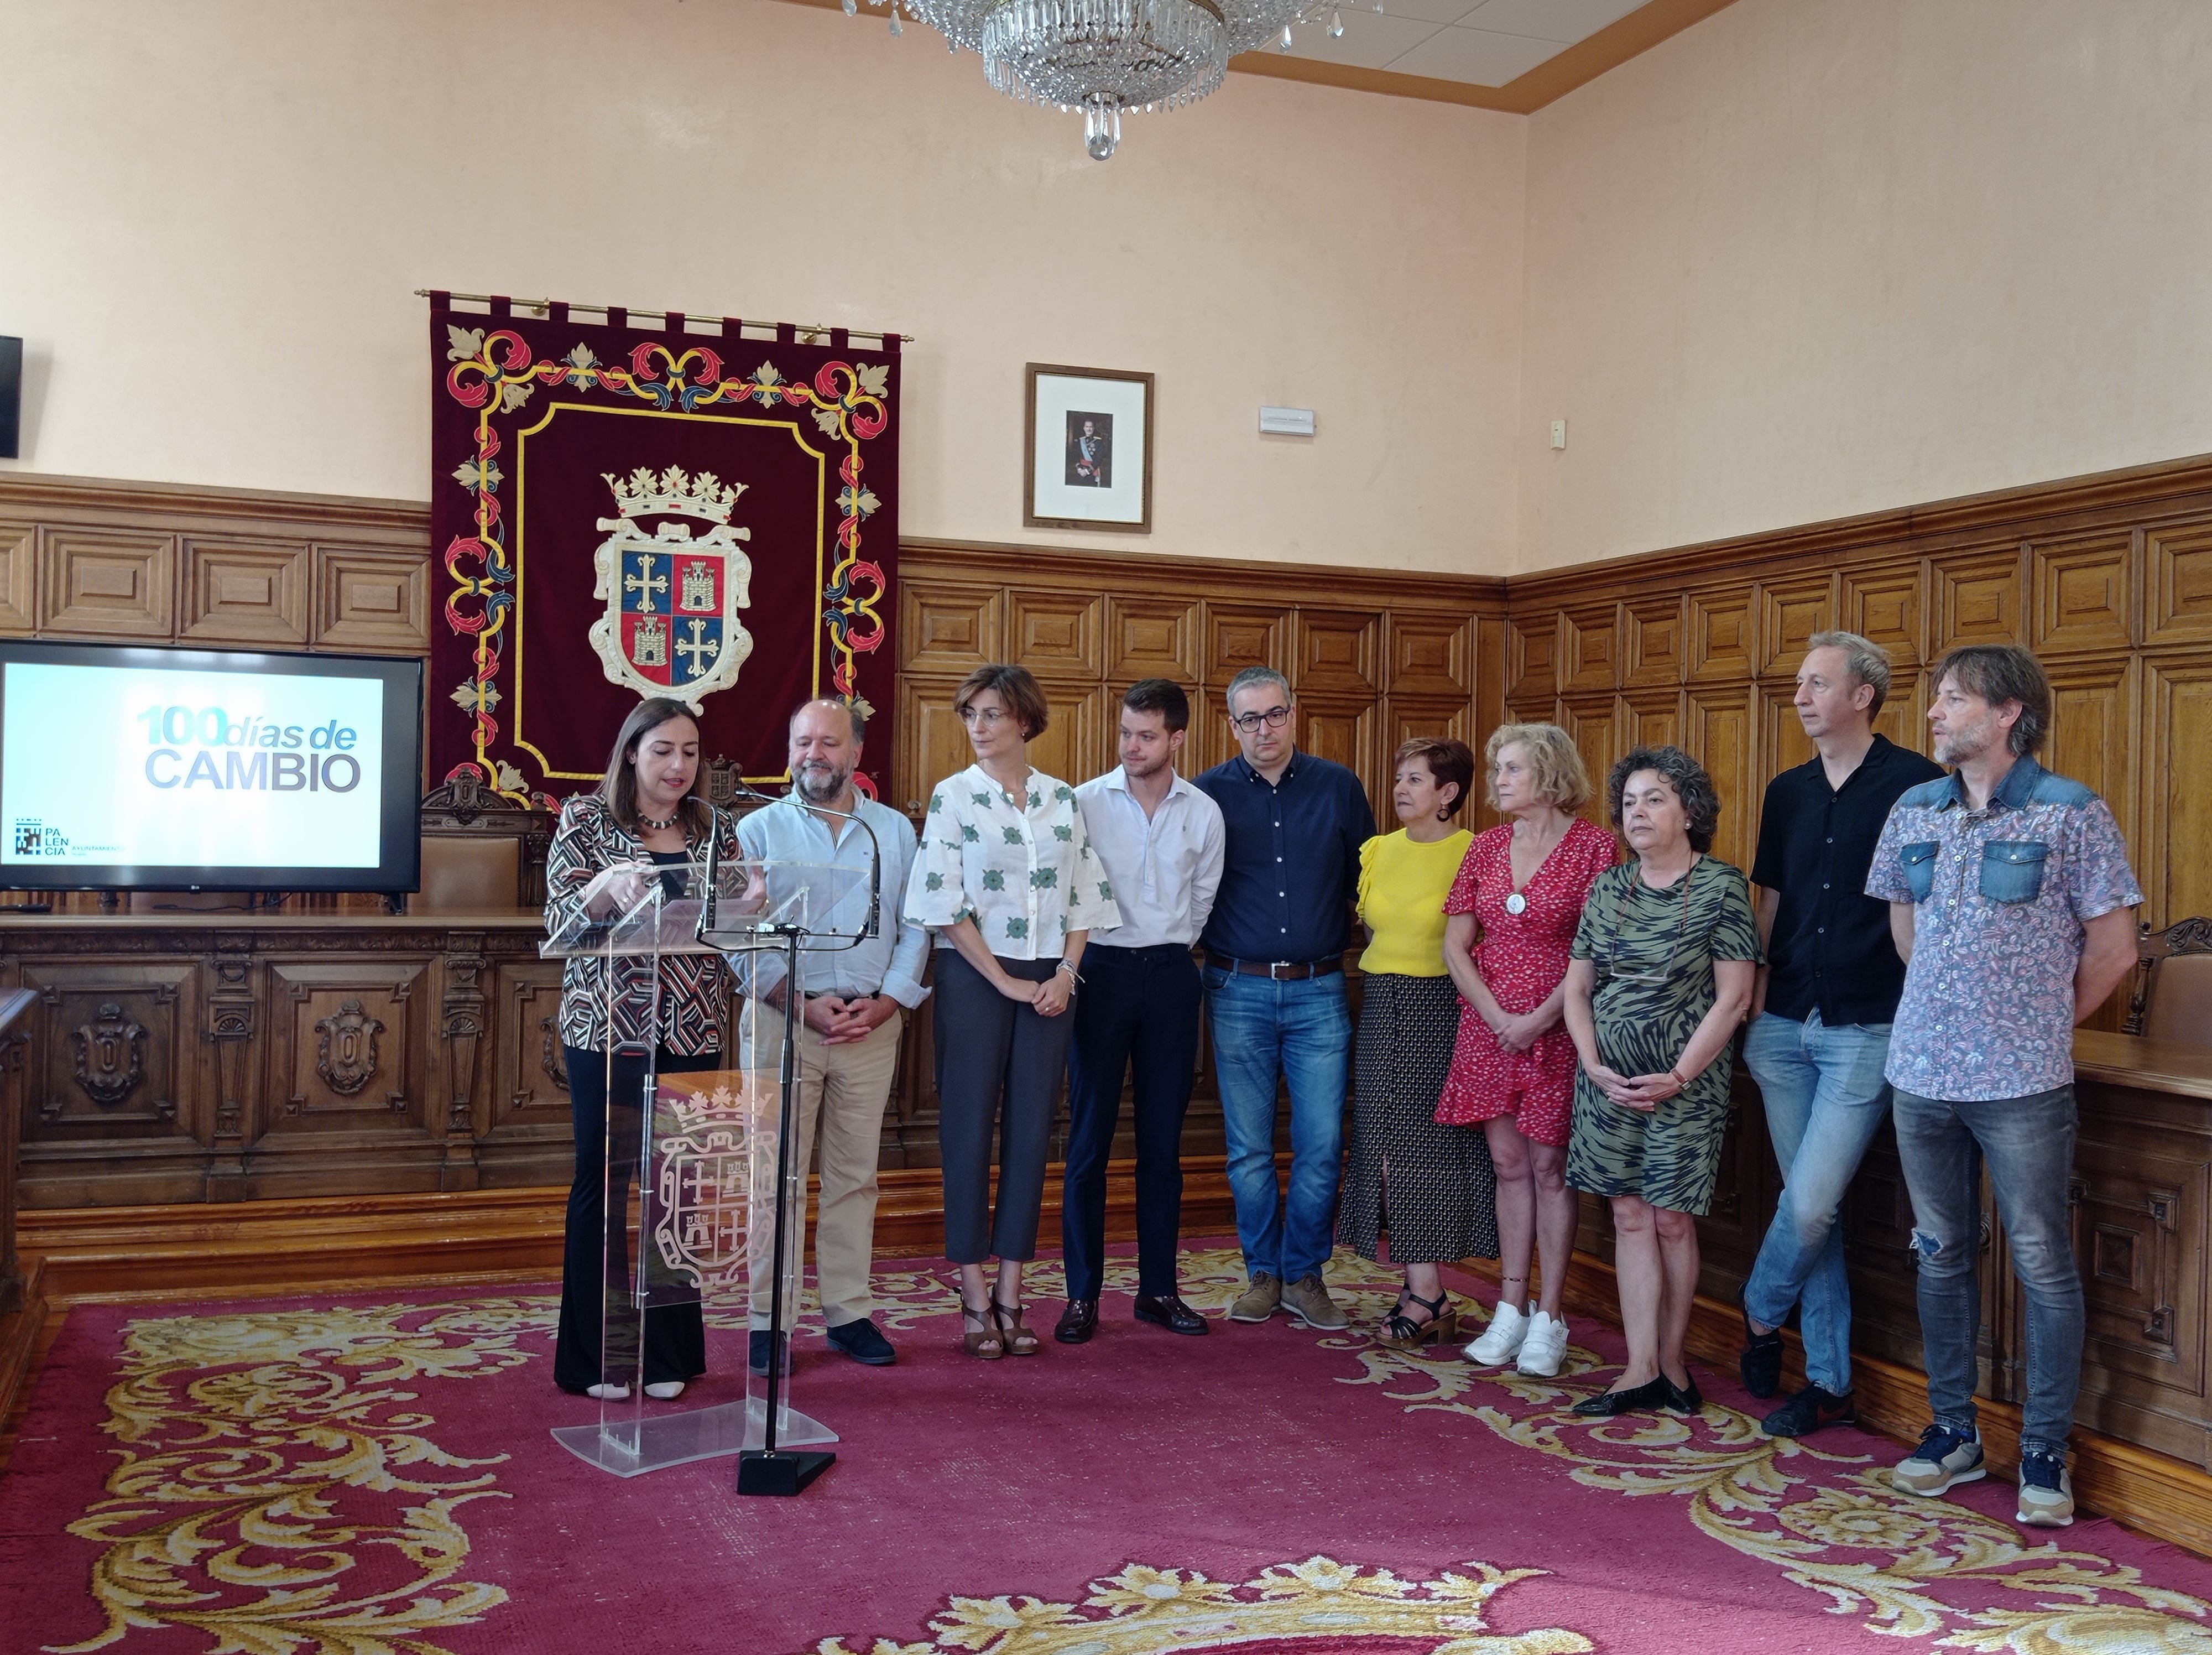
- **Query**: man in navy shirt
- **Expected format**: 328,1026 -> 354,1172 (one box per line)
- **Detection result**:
1194,665 -> 1376,1330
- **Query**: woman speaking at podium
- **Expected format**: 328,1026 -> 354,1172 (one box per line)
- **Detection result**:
545,695 -> 743,1401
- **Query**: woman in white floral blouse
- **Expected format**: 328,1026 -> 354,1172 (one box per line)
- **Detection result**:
905,664 -> 1119,1357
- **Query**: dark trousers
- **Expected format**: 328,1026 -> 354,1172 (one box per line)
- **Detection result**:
554,1044 -> 719,1391
935,951 -> 1074,1264
1062,944 -> 1202,1300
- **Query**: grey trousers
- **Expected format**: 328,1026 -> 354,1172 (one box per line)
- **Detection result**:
935,950 -> 1073,1264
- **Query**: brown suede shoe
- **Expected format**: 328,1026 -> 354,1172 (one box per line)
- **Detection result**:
1280,1273 -> 1349,1330
1228,1273 -> 1281,1323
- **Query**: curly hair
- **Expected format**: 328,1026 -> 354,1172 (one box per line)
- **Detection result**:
1483,722 -> 1593,813
1606,745 -> 1721,854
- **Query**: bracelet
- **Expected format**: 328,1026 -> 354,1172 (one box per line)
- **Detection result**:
1055,958 -> 1082,983
1667,1066 -> 1688,1088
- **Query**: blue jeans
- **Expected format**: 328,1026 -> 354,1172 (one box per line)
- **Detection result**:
1740,1011 -> 1895,1396
1204,966 -> 1352,1284
1892,1084 -> 2083,1460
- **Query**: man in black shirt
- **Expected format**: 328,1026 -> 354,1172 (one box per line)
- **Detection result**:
1739,631 -> 1944,1437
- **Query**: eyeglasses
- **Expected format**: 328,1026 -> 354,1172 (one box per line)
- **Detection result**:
957,706 -> 1009,728
1229,705 -> 1292,734
1604,859 -> 1699,984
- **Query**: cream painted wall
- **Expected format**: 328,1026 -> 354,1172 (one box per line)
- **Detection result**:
0,0 -> 1526,574
1516,0 -> 2212,570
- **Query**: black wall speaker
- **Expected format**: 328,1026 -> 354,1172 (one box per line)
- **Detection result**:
0,337 -> 19,460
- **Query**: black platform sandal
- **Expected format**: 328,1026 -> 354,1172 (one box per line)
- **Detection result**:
1378,1289 -> 1459,1351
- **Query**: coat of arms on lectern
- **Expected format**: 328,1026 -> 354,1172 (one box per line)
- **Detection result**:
588,465 -> 756,707
650,1082 -> 760,1292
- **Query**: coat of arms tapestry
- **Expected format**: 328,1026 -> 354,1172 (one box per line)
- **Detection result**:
427,296 -> 900,802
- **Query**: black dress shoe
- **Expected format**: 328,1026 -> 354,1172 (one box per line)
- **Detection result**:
1055,1299 -> 1097,1344
1761,1383 -> 1855,1437
826,1317 -> 897,1366
1133,1294 -> 1209,1336
1663,1371 -> 1704,1415
1738,1284 -> 1783,1398
1570,1375 -> 1670,1417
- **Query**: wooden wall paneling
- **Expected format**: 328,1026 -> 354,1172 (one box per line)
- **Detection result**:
1386,613 -> 1473,700
1619,686 -> 1683,754
1556,693 -> 1621,832
1006,587 -> 1103,678
1684,685 -> 1756,872
1187,687 -> 1235,777
39,526 -> 176,638
894,676 -> 981,815
1025,681 -> 1110,788
1756,681 -> 1816,799
2032,529 -> 2136,655
1756,572 -> 1838,676
1505,612 -> 1559,704
2145,519 -> 2212,647
1841,559 -> 1924,668
2140,657 -> 2212,931
1933,544 -> 2028,652
2046,655 -> 2139,850
264,959 -> 431,1134
1297,696 -> 1378,809
1686,583 -> 1757,683
899,581 -> 1001,674
1294,609 -> 1381,698
0,521 -> 38,634
1559,601 -> 1621,693
485,961 -> 570,1142
1623,595 -> 1684,687
311,545 -> 430,654
1874,671 -> 1932,756
1104,595 -> 1199,684
180,536 -> 310,646
1385,695 -> 1475,759
19,963 -> 197,1136
1205,603 -> 1288,682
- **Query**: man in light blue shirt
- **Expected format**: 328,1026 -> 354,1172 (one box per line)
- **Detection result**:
1056,679 -> 1225,1344
738,698 -> 927,1370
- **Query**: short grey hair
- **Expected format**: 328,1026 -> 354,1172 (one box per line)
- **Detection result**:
1224,665 -> 1291,710
1933,644 -> 2052,757
1806,630 -> 1892,715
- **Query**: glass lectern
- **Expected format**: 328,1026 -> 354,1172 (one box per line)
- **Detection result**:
541,842 -> 870,1495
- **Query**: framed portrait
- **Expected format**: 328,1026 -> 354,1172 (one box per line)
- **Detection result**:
1024,363 -> 1153,533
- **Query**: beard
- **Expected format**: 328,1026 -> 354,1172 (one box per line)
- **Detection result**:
1934,715 -> 1997,767
795,761 -> 853,804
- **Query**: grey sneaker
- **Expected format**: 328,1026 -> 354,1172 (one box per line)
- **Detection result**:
1279,1273 -> 1349,1330
1893,1423 -> 1986,1496
1228,1273 -> 1281,1323
2016,1451 -> 2075,1528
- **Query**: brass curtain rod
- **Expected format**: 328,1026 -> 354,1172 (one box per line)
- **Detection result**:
414,289 -> 912,344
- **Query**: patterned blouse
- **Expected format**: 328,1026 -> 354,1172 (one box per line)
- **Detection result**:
904,764 -> 1120,959
545,794 -> 744,1055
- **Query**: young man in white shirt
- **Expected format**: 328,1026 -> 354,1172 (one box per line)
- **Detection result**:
1056,679 -> 1226,1344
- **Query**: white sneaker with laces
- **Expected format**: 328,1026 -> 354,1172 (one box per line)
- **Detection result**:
1515,1311 -> 1570,1377
1465,1302 -> 1528,1367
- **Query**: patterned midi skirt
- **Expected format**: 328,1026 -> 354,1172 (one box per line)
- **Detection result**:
1337,973 -> 1499,1264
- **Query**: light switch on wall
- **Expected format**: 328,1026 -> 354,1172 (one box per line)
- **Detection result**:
1550,419 -> 1567,451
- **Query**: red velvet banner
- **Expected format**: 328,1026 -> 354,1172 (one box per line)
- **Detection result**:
427,299 -> 899,802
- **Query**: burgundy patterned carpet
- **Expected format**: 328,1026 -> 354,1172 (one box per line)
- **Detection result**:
5,1245 -> 2211,1655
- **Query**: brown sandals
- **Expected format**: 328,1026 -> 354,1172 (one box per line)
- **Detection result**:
961,1298 -> 1004,1360
993,1300 -> 1041,1356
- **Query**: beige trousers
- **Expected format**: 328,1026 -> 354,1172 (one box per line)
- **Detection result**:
740,1003 -> 903,1328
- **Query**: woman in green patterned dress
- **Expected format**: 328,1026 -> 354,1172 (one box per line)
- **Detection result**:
1562,746 -> 1761,1417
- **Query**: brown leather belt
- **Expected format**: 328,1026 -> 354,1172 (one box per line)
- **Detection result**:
1207,953 -> 1343,981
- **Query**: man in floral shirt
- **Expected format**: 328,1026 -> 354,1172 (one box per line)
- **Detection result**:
1866,645 -> 2141,1529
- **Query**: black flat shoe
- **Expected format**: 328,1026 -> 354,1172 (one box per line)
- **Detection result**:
1663,1372 -> 1704,1415
1133,1294 -> 1209,1336
1571,1375 -> 1670,1417
826,1317 -> 897,1366
1738,1284 -> 1782,1399
1055,1299 -> 1098,1344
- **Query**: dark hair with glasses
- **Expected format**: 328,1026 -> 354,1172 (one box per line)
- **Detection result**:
1932,644 -> 2051,757
953,663 -> 1050,739
1224,665 -> 1292,733
1121,678 -> 1191,733
1606,745 -> 1721,855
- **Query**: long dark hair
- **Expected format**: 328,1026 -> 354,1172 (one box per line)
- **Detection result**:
597,696 -> 712,836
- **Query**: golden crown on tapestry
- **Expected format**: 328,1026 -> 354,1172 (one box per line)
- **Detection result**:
588,464 -> 756,711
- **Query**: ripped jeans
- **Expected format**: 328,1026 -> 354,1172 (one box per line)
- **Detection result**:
1891,1084 -> 2082,1460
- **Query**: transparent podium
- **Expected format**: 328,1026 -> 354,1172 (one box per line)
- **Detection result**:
541,842 -> 872,1495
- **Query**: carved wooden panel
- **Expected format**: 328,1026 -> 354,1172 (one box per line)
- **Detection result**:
1557,694 -> 1620,831
1297,697 -> 1377,800
0,520 -> 38,634
1386,615 -> 1472,698
1758,684 -> 1815,789
2032,530 -> 2134,654
1757,574 -> 1836,676
2046,657 -> 2137,848
181,536 -> 309,646
489,961 -> 573,1137
266,960 -> 430,1132
1874,669 -> 1932,756
312,545 -> 429,653
1684,685 -> 1755,872
1623,597 -> 1683,687
1386,695 -> 1473,757
1007,589 -> 1102,676
1295,610 -> 1380,697
1505,613 -> 1558,701
1620,686 -> 1682,754
1933,547 -> 2026,652
2146,521 -> 2212,646
1687,585 -> 1756,683
1105,595 -> 1198,683
1204,605 -> 1286,680
1843,562 -> 1924,665
2142,659 -> 2212,929
18,964 -> 196,1136
894,677 -> 979,816
39,526 -> 176,638
1558,602 -> 1619,694
2071,1136 -> 2205,1398
1024,683 -> 1109,790
900,581 -> 1000,673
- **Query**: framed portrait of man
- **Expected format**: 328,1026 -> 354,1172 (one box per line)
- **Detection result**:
1025,363 -> 1152,533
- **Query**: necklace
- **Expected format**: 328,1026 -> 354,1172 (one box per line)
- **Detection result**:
1503,818 -> 1567,916
638,806 -> 682,831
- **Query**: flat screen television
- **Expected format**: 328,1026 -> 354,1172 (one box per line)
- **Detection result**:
0,639 -> 424,893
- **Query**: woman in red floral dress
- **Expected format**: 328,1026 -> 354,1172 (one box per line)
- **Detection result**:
1438,724 -> 1614,1378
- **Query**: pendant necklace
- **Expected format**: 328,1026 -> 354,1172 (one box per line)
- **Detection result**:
639,808 -> 681,831
1504,822 -> 1563,916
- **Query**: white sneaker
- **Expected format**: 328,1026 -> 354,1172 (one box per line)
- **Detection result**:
1515,1311 -> 1569,1377
1464,1302 -> 1528,1366
643,1381 -> 686,1401
585,1382 -> 630,1401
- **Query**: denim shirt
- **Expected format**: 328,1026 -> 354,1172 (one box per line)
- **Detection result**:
1866,756 -> 2141,1101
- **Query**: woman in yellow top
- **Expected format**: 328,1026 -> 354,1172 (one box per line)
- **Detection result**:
1337,736 -> 1499,1348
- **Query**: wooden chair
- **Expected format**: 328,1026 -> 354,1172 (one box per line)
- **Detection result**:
2124,917 -> 2212,1046
411,772 -> 554,914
